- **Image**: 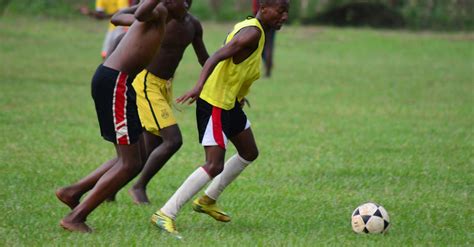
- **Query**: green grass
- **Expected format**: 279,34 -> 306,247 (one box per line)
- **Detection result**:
1,15 -> 473,246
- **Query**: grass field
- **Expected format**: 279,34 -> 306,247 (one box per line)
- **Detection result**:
1,15 -> 473,246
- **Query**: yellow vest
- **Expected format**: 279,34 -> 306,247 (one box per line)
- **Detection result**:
95,0 -> 129,31
200,17 -> 265,110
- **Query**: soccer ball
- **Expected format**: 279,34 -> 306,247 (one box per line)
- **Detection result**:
351,202 -> 390,234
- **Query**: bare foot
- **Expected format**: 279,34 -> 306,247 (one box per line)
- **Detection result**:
55,187 -> 80,209
60,219 -> 92,233
128,188 -> 150,205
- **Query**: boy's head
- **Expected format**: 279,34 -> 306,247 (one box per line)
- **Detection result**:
163,0 -> 189,19
257,0 -> 290,30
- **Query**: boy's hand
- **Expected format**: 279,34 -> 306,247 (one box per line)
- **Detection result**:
176,87 -> 201,105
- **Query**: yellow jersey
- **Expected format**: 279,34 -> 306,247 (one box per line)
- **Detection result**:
199,17 -> 265,110
95,0 -> 129,31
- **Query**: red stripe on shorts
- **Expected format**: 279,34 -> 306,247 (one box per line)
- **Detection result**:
113,72 -> 129,145
211,107 -> 225,149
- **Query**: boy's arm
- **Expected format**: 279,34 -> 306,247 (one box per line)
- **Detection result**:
135,0 -> 165,22
111,5 -> 140,26
191,18 -> 210,66
105,32 -> 126,59
176,26 -> 261,105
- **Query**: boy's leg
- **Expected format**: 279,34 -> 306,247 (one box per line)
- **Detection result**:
194,128 -> 258,221
101,30 -> 113,59
130,125 -> 182,204
205,127 -> 258,200
160,146 -> 224,218
152,146 -> 224,235
143,130 -> 163,157
56,154 -> 119,209
60,137 -> 144,233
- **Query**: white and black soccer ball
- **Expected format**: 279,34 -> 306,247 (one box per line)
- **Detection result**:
351,202 -> 390,234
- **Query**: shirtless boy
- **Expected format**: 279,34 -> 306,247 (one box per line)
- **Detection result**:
55,0 -> 189,233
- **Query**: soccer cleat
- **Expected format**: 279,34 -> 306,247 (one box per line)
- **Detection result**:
151,211 -> 182,240
192,197 -> 231,222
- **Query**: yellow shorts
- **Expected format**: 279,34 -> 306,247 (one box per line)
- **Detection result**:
132,70 -> 176,136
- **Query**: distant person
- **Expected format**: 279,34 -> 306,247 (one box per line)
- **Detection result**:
80,0 -> 130,59
150,0 -> 290,238
94,0 -> 210,205
55,0 -> 189,233
253,0 -> 277,77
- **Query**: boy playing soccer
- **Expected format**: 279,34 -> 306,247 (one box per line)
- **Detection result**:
127,0 -> 210,205
63,0 -> 209,205
55,0 -> 189,233
151,0 -> 290,238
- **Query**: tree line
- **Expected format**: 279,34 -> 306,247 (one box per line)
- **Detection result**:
2,0 -> 473,30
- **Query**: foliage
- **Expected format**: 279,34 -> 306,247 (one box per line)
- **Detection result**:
398,0 -> 474,30
2,0 -> 473,29
307,2 -> 405,28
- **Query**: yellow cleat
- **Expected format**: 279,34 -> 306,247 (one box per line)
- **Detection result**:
192,197 -> 231,222
151,211 -> 182,240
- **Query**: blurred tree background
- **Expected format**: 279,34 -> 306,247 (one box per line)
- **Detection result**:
1,0 -> 473,30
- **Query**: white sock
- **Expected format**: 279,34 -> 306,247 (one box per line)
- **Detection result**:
205,154 -> 251,200
161,167 -> 211,219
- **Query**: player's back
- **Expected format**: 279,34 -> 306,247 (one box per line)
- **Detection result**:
104,19 -> 166,76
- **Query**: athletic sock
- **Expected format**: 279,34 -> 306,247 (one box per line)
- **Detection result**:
161,167 -> 211,219
205,154 -> 251,200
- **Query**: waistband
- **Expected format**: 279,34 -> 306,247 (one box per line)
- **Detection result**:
98,64 -> 123,74
138,70 -> 173,85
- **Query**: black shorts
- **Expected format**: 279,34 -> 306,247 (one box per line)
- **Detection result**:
196,98 -> 250,149
91,64 -> 142,144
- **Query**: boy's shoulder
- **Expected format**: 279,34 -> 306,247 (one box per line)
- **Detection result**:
187,13 -> 202,25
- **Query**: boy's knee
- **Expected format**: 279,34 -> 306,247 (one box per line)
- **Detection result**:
203,162 -> 224,178
121,159 -> 144,176
121,161 -> 142,176
240,148 -> 259,162
170,137 -> 183,151
163,136 -> 182,153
